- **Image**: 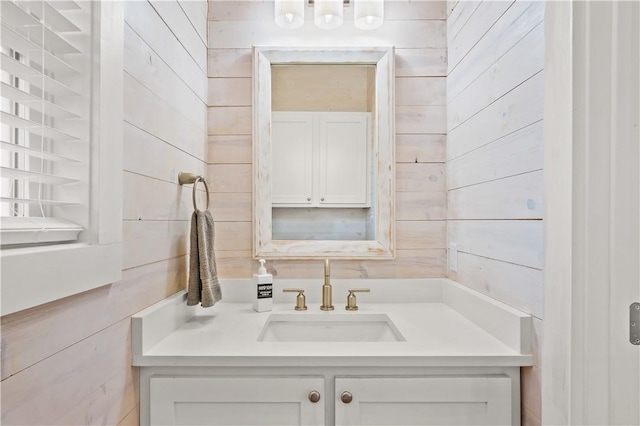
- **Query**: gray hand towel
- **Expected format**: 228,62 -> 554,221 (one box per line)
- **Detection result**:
187,210 -> 222,307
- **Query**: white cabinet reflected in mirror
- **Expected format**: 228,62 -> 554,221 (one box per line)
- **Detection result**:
253,46 -> 395,259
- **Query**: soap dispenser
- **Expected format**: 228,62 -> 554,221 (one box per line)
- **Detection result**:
253,259 -> 273,312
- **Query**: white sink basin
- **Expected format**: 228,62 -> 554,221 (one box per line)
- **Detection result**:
257,313 -> 405,342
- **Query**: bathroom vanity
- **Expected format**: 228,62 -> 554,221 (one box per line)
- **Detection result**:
132,279 -> 532,425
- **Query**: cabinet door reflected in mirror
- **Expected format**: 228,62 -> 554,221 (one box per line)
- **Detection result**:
253,47 -> 395,259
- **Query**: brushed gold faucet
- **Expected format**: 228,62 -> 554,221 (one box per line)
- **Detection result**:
320,258 -> 334,311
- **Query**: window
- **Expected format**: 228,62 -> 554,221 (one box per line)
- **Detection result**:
0,1 -> 123,315
1,0 -> 92,245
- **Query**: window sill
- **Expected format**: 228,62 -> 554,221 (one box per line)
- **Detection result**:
1,242 -> 121,316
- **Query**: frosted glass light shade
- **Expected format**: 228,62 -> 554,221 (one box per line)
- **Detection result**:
314,0 -> 343,29
275,0 -> 305,29
354,0 -> 384,30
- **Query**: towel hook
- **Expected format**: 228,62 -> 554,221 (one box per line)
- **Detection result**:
178,172 -> 210,211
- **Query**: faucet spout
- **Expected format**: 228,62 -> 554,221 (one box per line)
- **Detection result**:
320,258 -> 334,311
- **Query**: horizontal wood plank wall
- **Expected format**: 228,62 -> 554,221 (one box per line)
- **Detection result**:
446,1 -> 544,424
0,1 -> 208,425
207,0 -> 448,279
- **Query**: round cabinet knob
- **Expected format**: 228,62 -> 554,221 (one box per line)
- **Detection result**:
320,197 -> 325,201
340,391 -> 353,404
307,197 -> 311,201
308,390 -> 321,403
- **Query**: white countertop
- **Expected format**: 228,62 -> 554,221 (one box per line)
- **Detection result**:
132,279 -> 533,368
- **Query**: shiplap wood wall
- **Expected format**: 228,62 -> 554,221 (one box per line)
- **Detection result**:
446,1 -> 544,425
0,1 -> 208,424
208,0 -> 447,278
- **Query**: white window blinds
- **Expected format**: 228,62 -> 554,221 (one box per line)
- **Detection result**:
0,0 -> 91,246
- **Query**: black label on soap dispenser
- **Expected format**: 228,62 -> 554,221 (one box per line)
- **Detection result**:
257,283 -> 273,299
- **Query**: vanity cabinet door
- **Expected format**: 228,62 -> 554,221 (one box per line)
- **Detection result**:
334,376 -> 512,426
318,113 -> 370,207
271,112 -> 314,206
150,376 -> 325,426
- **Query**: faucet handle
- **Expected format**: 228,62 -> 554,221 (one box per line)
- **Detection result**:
283,288 -> 307,311
346,288 -> 370,311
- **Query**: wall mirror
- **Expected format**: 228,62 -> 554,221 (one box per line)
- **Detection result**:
253,46 -> 395,259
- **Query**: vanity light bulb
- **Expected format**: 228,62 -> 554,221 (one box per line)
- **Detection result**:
314,0 -> 343,29
275,0 -> 304,29
354,0 -> 384,30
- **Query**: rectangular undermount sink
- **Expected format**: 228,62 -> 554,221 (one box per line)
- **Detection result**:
257,313 -> 405,342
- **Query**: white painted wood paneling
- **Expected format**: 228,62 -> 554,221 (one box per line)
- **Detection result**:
447,121 -> 543,190
397,221 -> 447,249
148,0 -> 207,73
447,1 -> 544,101
122,172 -> 206,221
448,22 -> 544,130
396,105 -> 447,134
208,20 -> 446,49
123,220 -> 190,271
124,0 -> 207,103
177,0 -> 207,45
208,77 -> 251,106
395,48 -> 447,77
124,72 -> 206,160
208,106 -> 252,135
208,134 -> 252,164
396,163 -> 446,192
448,171 -> 543,220
396,191 -> 447,221
448,1 -> 515,71
210,192 -> 252,222
449,252 -> 543,318
448,220 -> 543,270
124,23 -> 207,132
124,122 -> 206,184
385,1 -> 447,20
396,77 -> 446,106
207,164 -> 253,193
447,1 -> 481,42
214,249 -> 447,279
214,221 -> 253,251
207,48 -> 252,77
1,319 -> 133,425
448,71 -> 544,160
396,134 -> 446,163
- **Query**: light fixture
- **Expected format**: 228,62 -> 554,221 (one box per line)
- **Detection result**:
314,0 -> 343,30
275,0 -> 383,30
275,0 -> 305,29
354,0 -> 383,30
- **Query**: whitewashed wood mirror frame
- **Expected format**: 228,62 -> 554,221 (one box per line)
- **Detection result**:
253,46 -> 395,259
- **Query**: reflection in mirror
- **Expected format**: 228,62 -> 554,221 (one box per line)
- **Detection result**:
271,65 -> 376,241
253,46 -> 395,259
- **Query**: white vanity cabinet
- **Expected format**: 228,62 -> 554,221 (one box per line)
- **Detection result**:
271,111 -> 370,208
149,376 -> 325,425
143,370 -> 516,426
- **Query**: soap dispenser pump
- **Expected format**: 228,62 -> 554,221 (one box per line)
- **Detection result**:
253,259 -> 273,312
